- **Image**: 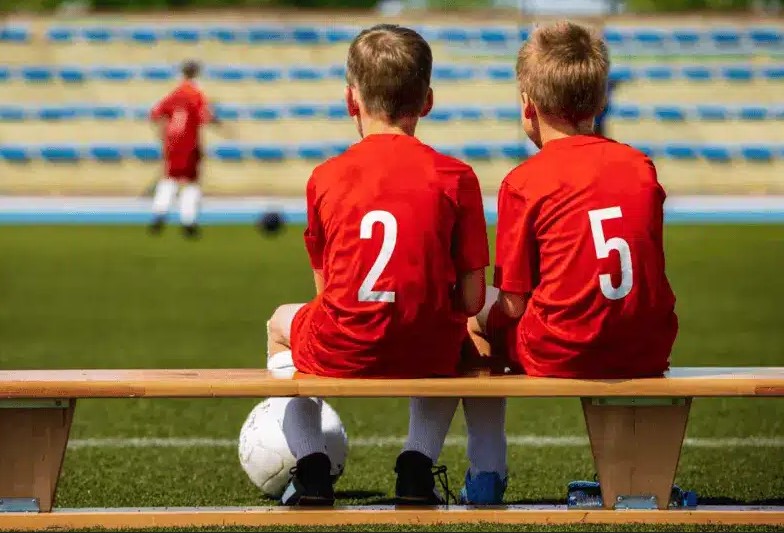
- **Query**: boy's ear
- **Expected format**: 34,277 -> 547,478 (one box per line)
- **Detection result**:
345,86 -> 360,117
420,88 -> 434,118
522,93 -> 536,119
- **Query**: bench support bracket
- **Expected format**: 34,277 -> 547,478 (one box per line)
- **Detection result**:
0,399 -> 75,513
581,396 -> 691,510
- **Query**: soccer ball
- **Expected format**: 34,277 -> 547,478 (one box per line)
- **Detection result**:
238,397 -> 348,498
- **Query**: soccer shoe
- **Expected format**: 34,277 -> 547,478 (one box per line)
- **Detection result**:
394,450 -> 451,505
280,452 -> 335,507
147,216 -> 165,235
181,224 -> 201,239
459,470 -> 507,505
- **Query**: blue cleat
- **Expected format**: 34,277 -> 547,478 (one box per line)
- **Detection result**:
459,470 -> 507,505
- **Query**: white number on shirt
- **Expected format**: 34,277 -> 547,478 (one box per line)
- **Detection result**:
358,210 -> 397,303
169,108 -> 188,136
588,207 -> 633,300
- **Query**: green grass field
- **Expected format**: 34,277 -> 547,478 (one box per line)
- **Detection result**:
1,224 -> 783,532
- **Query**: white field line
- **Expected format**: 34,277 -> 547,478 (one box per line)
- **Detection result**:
67,435 -> 784,450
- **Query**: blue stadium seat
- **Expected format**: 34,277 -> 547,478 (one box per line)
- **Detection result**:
92,106 -> 126,120
428,108 -> 455,122
518,28 -> 529,42
722,66 -> 753,81
672,28 -> 700,46
248,105 -> 282,120
21,66 -> 55,83
211,143 -> 245,162
141,65 -> 175,81
632,28 -> 665,46
710,28 -> 741,47
130,143 -> 161,162
603,28 -> 625,46
128,27 -> 159,44
774,106 -> 784,120
432,145 -> 459,158
485,65 -> 514,81
89,144 -> 124,162
327,64 -> 347,79
325,26 -> 356,43
251,145 -> 285,161
695,105 -> 729,120
610,65 -> 634,82
208,27 -> 242,43
0,66 -> 9,82
130,105 -> 149,120
611,103 -> 641,120
37,106 -> 78,121
0,145 -> 30,162
682,66 -> 712,81
433,65 -> 473,81
0,105 -> 26,121
207,66 -> 250,81
653,105 -> 685,121
40,144 -> 81,162
479,27 -> 511,44
248,26 -> 285,42
292,26 -> 321,44
82,27 -> 114,43
328,141 -> 351,155
214,105 -> 242,121
438,27 -> 471,44
326,103 -> 348,120
253,67 -> 283,82
462,143 -> 492,160
762,66 -> 784,80
168,27 -> 201,43
738,106 -> 768,120
700,144 -> 732,162
749,28 -> 782,46
740,144 -> 774,162
632,143 -> 656,158
664,143 -> 697,160
296,143 -> 328,160
457,106 -> 484,121
494,106 -> 519,121
47,27 -> 74,42
499,142 -> 528,160
93,66 -> 134,81
59,66 -> 85,83
288,104 -> 321,118
644,66 -> 674,81
0,26 -> 29,43
288,66 -> 324,81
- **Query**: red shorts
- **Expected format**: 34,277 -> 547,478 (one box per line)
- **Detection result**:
165,148 -> 201,182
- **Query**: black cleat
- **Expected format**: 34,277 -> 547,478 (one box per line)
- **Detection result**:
148,216 -> 165,235
182,224 -> 201,239
280,452 -> 335,507
394,450 -> 451,506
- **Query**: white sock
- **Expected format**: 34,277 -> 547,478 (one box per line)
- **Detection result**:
281,397 -> 328,460
403,397 -> 459,463
463,397 -> 507,477
179,183 -> 202,226
152,178 -> 177,216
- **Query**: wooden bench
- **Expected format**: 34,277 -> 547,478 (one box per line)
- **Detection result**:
1,367 -> 783,529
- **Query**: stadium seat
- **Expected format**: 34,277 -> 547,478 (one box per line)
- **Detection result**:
602,28 -> 625,46
763,66 -> 784,80
695,105 -> 729,120
207,66 -> 250,81
610,65 -> 635,82
292,26 -> 321,44
457,106 -> 484,121
672,28 -> 701,46
653,105 -> 686,121
611,103 -> 642,120
89,144 -> 124,162
253,67 -> 283,82
168,27 -> 202,43
40,144 -> 81,163
58,67 -> 86,83
494,106 -> 519,121
37,106 -> 78,121
0,145 -> 30,162
130,143 -> 161,162
438,26 -> 471,44
664,143 -> 698,160
21,66 -> 55,83
248,105 -> 282,121
211,143 -> 245,162
722,66 -> 754,81
326,103 -> 348,120
486,65 -> 515,81
644,66 -> 674,81
0,105 -> 25,121
0,66 -> 9,82
251,145 -> 286,161
247,26 -> 285,43
140,65 -> 176,81
296,143 -> 328,160
738,106 -> 769,120
632,28 -> 666,46
710,28 -> 741,47
700,145 -> 732,162
433,65 -> 473,81
428,108 -> 455,122
92,106 -> 127,120
749,28 -> 783,46
631,143 -> 656,157
499,142 -> 528,159
288,66 -> 324,81
208,27 -> 242,43
82,27 -> 114,43
740,144 -> 774,162
458,143 -> 492,159
128,27 -> 159,44
286,104 -> 320,118
328,141 -> 351,154
682,66 -> 712,81
479,27 -> 512,44
47,27 -> 74,42
93,66 -> 134,81
325,26 -> 356,43
0,26 -> 29,42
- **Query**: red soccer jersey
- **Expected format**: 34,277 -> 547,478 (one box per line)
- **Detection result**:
291,133 -> 489,378
494,135 -> 678,378
150,81 -> 212,157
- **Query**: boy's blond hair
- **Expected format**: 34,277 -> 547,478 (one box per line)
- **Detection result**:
346,24 -> 432,122
517,21 -> 610,125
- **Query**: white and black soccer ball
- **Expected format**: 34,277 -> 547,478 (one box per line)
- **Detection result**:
238,397 -> 348,498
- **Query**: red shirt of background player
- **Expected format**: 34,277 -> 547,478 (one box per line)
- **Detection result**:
290,134 -> 489,378
149,80 -> 212,181
494,135 -> 678,378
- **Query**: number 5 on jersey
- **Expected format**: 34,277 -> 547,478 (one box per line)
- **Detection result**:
358,210 -> 397,303
588,207 -> 633,300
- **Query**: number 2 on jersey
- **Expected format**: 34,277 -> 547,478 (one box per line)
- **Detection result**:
588,207 -> 633,300
358,210 -> 397,303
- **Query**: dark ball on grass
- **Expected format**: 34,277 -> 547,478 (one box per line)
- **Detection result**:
257,211 -> 285,235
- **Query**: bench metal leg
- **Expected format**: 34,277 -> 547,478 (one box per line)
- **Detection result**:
0,399 -> 75,513
581,397 -> 692,510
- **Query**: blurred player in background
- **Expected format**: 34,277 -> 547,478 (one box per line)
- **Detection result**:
472,21 -> 678,381
264,24 -> 505,507
148,59 -> 222,239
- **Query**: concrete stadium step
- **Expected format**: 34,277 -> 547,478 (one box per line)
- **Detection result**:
616,80 -> 783,104
1,159 -> 782,197
610,121 -> 783,144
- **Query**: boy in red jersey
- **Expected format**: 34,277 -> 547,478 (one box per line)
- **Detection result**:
471,20 -> 678,381
148,60 -> 221,238
264,24 -> 503,506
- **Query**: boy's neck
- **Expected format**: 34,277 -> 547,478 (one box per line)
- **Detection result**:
538,116 -> 595,147
360,115 -> 418,138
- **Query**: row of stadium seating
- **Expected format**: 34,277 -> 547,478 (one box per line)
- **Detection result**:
1,25 -> 782,48
2,142 -> 782,162
2,103 -> 782,122
2,63 -> 782,82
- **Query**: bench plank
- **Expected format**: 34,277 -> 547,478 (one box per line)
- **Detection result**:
0,367 -> 783,399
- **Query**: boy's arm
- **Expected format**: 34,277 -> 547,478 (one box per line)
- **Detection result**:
453,169 -> 490,316
304,176 -> 326,296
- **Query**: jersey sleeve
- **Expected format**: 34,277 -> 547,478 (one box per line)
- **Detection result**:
150,93 -> 172,120
303,175 -> 326,270
453,169 -> 489,273
493,180 -> 538,295
197,92 -> 213,125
